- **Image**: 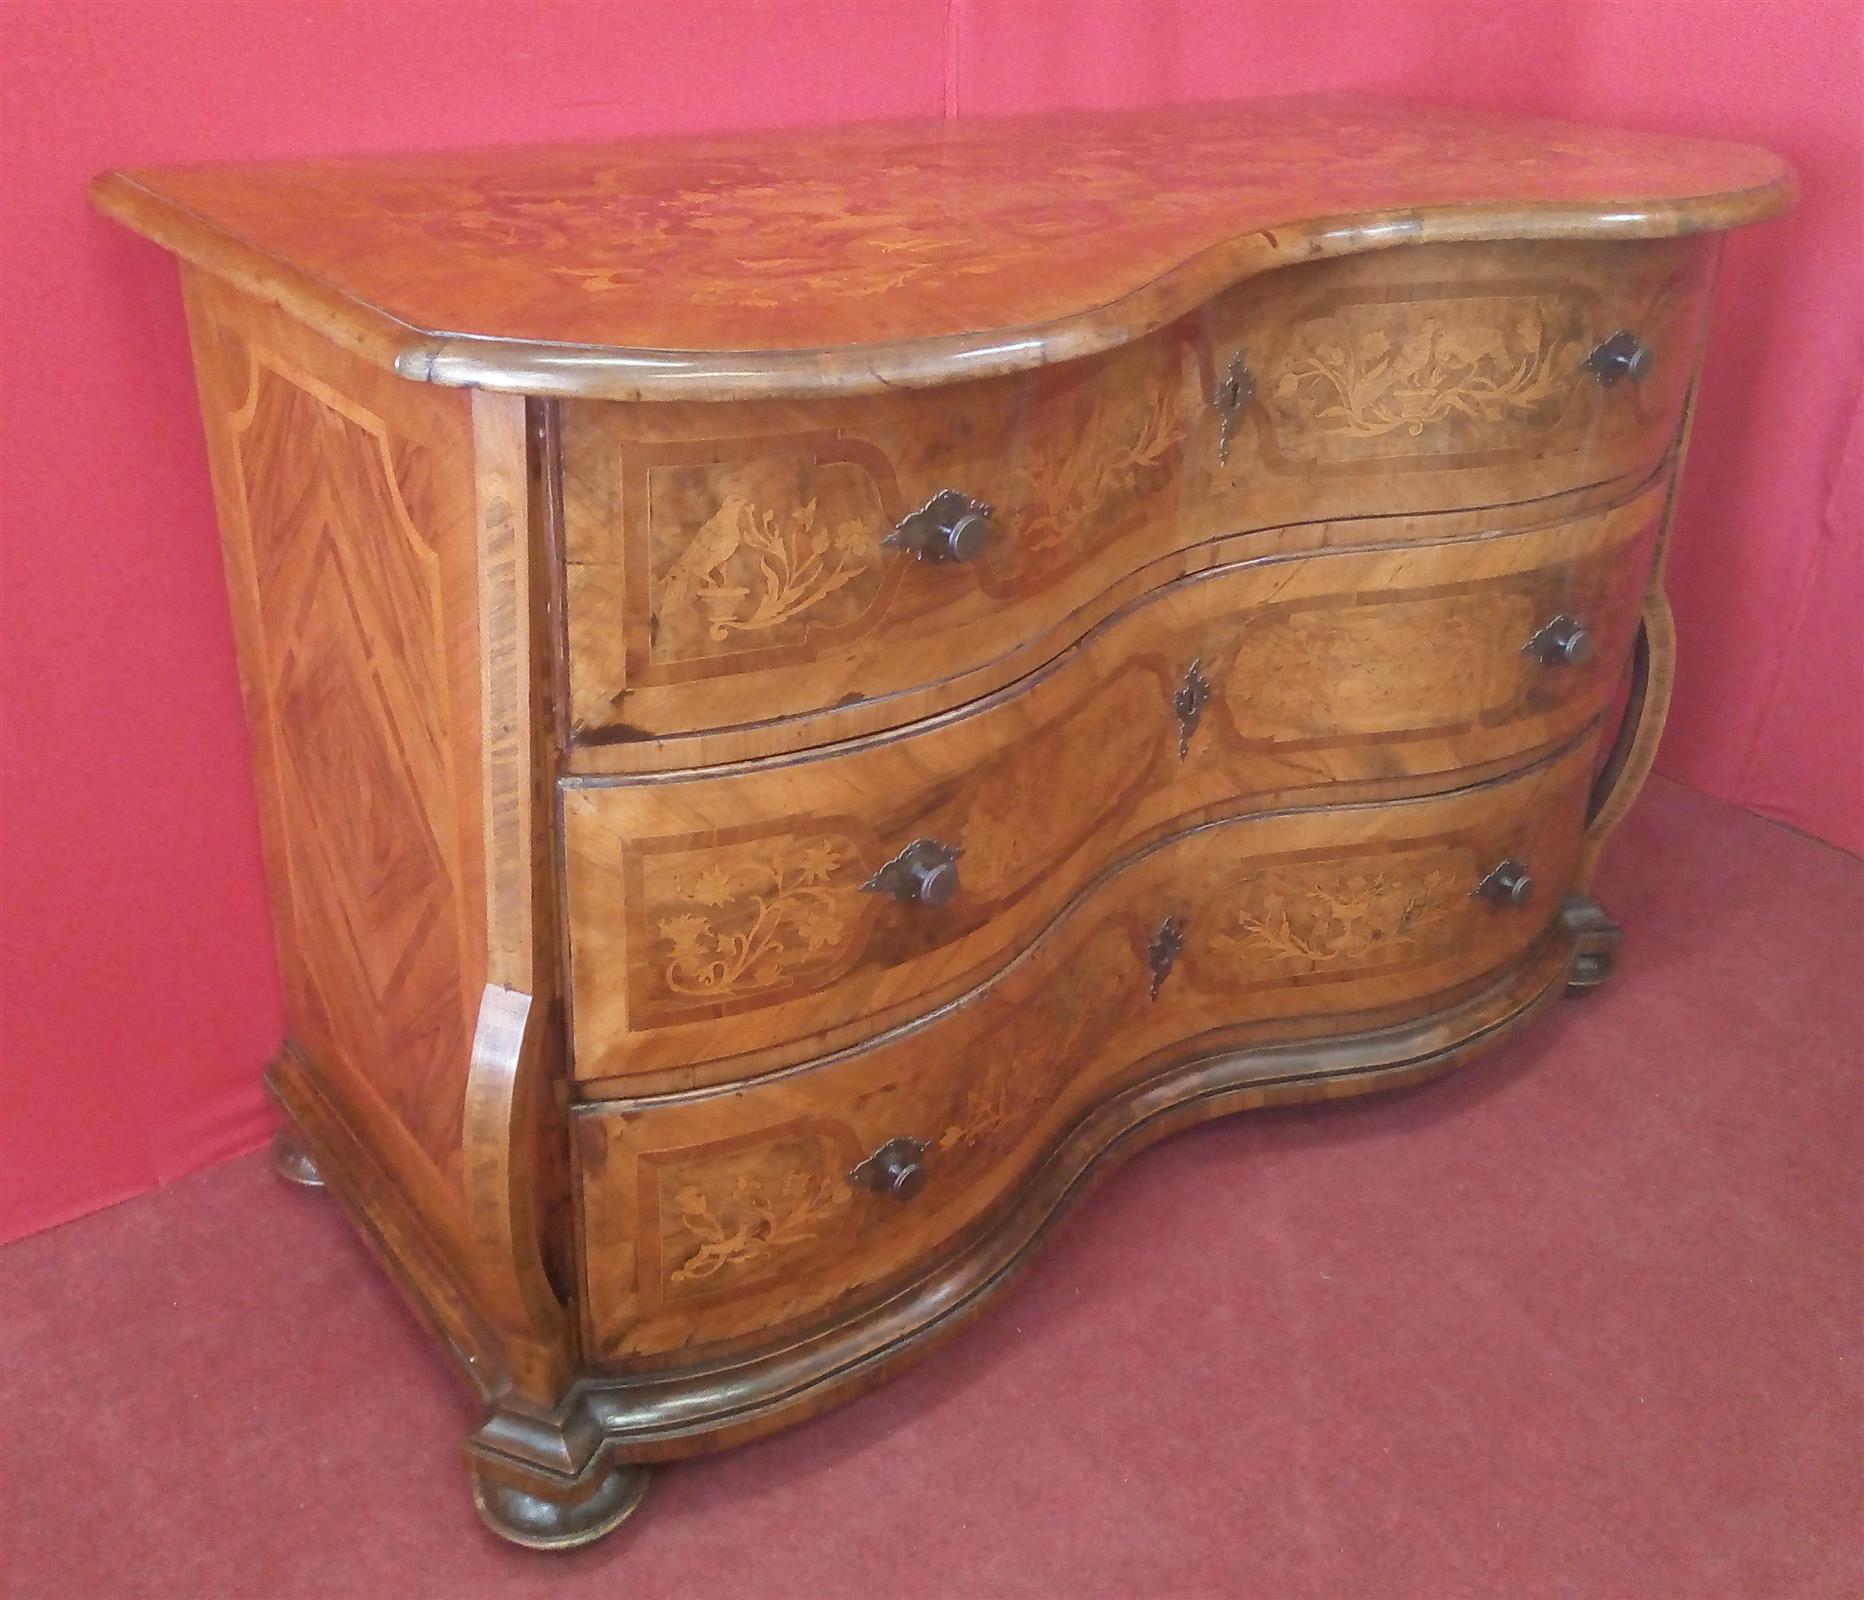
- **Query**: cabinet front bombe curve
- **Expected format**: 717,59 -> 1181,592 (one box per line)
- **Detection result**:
90,95 -> 1793,1550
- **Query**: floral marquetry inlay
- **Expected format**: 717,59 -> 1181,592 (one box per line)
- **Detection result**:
651,1124 -> 858,1296
110,99 -> 1789,358
1007,361 -> 1187,559
937,925 -> 1146,1160
643,452 -> 889,667
1208,845 -> 1478,980
658,494 -> 877,643
1265,299 -> 1588,460
652,833 -> 864,1006
668,1169 -> 852,1286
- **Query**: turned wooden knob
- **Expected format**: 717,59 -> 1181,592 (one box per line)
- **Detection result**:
851,1137 -> 930,1200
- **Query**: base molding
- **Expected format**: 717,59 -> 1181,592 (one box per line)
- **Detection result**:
453,900 -> 1608,1538
272,901 -> 1615,1546
266,1048 -> 518,1404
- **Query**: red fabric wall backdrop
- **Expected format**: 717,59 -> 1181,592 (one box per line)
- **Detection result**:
3,0 -> 1858,1245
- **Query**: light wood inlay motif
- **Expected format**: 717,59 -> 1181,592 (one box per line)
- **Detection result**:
667,1162 -> 853,1290
1208,846 -> 1471,977
653,832 -> 864,1004
1009,376 -> 1185,557
935,924 -> 1144,1161
1267,299 -> 1584,448
95,99 -> 1791,393
1225,591 -> 1541,739
560,238 -> 1709,761
651,460 -> 886,660
563,488 -> 1662,1092
100,100 -> 1793,1540
644,1122 -> 862,1300
579,739 -> 1595,1363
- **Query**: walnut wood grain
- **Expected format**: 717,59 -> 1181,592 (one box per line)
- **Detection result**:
562,487 -> 1660,1091
95,100 -> 1791,1549
93,99 -> 1789,400
575,737 -> 1593,1365
182,271 -> 570,1406
558,236 -> 1711,757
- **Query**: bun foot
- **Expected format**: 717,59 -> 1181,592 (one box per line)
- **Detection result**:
1560,894 -> 1623,998
1566,947 -> 1618,994
471,1461 -> 650,1552
271,1128 -> 325,1188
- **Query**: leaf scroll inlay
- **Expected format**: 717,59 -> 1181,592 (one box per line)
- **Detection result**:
657,493 -> 877,642
1008,377 -> 1186,556
1272,306 -> 1585,441
668,1168 -> 852,1285
1209,847 -> 1478,977
658,836 -> 857,1000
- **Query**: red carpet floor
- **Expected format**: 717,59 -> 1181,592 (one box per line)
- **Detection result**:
3,775 -> 1860,1600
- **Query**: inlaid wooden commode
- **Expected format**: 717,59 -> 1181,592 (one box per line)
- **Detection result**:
93,97 -> 1792,1549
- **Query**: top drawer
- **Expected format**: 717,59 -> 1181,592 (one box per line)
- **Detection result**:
560,236 -> 1713,759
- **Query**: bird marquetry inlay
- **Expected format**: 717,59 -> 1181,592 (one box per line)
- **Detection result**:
1264,298 -> 1588,459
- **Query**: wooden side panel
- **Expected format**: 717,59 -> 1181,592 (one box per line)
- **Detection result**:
181,271 -> 582,1390
558,237 -> 1712,762
562,485 -> 1661,1091
574,738 -> 1595,1367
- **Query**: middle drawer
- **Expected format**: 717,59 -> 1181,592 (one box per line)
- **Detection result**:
562,485 -> 1660,1092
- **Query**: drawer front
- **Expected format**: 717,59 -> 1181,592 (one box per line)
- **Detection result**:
562,486 -> 1660,1091
574,738 -> 1594,1366
559,236 -> 1709,756
1198,236 -> 1711,518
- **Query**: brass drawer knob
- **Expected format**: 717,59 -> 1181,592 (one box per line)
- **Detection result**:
861,838 -> 962,906
851,1137 -> 929,1200
1525,614 -> 1593,666
1475,858 -> 1536,906
885,489 -> 992,563
1585,330 -> 1654,387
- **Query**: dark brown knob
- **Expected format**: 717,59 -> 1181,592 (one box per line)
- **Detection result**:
1526,615 -> 1593,666
885,489 -> 992,563
1586,330 -> 1653,387
850,1137 -> 929,1200
1476,858 -> 1536,906
860,838 -> 962,906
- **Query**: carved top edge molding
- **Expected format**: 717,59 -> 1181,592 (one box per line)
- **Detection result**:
91,97 -> 1791,402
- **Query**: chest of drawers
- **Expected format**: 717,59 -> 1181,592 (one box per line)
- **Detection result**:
94,97 -> 1791,1549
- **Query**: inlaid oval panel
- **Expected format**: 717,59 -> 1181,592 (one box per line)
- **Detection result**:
559,235 -> 1711,762
573,736 -> 1596,1367
561,484 -> 1661,1093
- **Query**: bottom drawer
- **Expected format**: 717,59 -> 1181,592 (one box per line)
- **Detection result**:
574,738 -> 1595,1366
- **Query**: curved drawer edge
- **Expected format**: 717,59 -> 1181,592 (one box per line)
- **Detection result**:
476,903 -> 1593,1486
566,465 -> 1674,779
572,720 -> 1604,1098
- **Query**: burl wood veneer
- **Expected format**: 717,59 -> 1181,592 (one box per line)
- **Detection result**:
93,97 -> 1792,1550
